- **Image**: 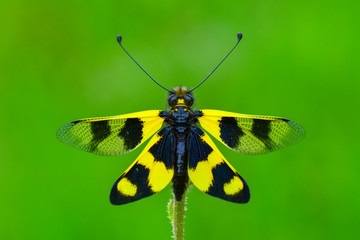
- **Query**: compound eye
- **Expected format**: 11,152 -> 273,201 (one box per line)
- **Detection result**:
184,94 -> 194,106
168,95 -> 178,107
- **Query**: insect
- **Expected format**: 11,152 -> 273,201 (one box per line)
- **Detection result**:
57,33 -> 305,205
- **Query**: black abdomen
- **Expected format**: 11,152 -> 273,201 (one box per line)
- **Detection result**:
172,133 -> 189,201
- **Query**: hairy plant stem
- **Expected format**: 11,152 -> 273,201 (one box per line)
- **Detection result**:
168,189 -> 187,240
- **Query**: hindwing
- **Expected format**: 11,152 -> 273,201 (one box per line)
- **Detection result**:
110,127 -> 175,204
187,127 -> 250,203
198,109 -> 305,154
57,110 -> 164,156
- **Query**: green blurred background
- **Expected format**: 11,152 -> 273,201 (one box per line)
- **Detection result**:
1,0 -> 359,239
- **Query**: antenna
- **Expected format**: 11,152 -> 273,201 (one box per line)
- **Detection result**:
116,35 -> 172,92
189,32 -> 243,92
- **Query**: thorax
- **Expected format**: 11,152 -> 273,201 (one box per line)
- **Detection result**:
168,107 -> 193,133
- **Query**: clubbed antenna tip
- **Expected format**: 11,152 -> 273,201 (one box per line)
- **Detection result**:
117,35 -> 122,44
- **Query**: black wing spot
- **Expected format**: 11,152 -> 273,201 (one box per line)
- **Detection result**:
207,163 -> 250,203
89,121 -> 111,151
110,164 -> 153,205
251,119 -> 277,150
219,117 -> 244,148
118,118 -> 144,150
188,127 -> 213,169
125,164 -> 152,196
148,128 -> 174,169
252,119 -> 271,139
211,162 -> 235,186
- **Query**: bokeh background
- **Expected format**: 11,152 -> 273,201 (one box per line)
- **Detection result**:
1,0 -> 359,239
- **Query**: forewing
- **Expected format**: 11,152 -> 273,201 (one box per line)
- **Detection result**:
187,127 -> 250,203
198,109 -> 305,154
57,110 -> 164,156
110,127 -> 174,204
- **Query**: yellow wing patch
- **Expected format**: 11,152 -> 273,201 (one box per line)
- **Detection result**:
224,176 -> 243,195
117,178 -> 137,197
198,109 -> 305,154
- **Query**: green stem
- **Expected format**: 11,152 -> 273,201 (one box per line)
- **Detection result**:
168,189 -> 187,240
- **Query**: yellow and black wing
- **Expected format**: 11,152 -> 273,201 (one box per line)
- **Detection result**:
110,128 -> 174,204
198,110 -> 305,154
57,110 -> 164,156
187,127 -> 250,203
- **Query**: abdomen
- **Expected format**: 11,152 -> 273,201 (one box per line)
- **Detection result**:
172,133 -> 189,201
